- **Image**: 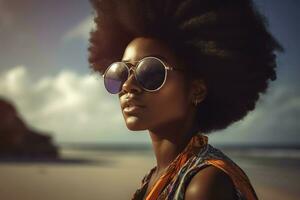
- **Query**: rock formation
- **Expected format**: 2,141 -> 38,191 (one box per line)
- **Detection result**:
0,98 -> 59,159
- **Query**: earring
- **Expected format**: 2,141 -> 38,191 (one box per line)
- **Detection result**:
193,99 -> 200,106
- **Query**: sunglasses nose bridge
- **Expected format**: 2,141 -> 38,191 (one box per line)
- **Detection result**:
121,65 -> 142,93
126,64 -> 138,82
128,67 -> 135,75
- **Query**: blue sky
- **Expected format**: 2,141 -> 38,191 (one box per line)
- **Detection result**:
0,0 -> 299,145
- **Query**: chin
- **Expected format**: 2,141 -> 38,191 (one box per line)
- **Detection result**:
126,123 -> 147,131
125,117 -> 147,131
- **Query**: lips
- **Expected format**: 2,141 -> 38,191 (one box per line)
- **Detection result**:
123,105 -> 144,114
121,97 -> 145,109
121,96 -> 145,114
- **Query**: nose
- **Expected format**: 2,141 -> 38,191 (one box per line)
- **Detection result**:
121,70 -> 143,94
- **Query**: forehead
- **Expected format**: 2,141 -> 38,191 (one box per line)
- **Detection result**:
122,37 -> 177,64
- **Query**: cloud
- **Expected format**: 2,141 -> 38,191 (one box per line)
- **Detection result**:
62,15 -> 95,41
0,66 -> 299,145
209,83 -> 300,145
0,66 -> 147,143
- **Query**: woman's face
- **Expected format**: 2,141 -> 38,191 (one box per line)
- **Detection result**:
118,37 -> 196,132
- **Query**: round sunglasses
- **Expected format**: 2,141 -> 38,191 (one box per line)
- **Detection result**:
102,56 -> 184,94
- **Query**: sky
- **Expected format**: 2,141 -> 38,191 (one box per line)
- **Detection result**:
0,0 -> 299,145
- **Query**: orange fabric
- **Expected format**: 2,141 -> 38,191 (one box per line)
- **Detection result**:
144,134 -> 258,200
144,145 -> 190,200
206,159 -> 258,200
145,135 -> 208,200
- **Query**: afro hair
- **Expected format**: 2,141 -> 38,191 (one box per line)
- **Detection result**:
88,0 -> 283,134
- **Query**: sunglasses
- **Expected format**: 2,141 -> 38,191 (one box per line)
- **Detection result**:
102,56 -> 183,94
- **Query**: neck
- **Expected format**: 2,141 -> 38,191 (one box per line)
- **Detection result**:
148,118 -> 199,174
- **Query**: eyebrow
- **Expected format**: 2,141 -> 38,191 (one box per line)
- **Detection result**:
122,54 -> 168,62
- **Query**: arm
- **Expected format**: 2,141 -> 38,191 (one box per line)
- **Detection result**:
184,165 -> 238,200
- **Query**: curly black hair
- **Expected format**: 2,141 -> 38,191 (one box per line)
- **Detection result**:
88,0 -> 283,134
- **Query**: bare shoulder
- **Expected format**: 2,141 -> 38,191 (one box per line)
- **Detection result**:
184,165 -> 238,200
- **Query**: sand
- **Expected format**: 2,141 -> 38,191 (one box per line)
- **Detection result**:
0,149 -> 299,200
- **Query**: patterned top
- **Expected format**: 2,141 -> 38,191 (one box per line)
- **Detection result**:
131,133 -> 258,200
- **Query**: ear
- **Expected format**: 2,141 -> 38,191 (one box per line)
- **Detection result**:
189,79 -> 207,104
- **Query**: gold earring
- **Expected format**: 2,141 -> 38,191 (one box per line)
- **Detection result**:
193,99 -> 200,106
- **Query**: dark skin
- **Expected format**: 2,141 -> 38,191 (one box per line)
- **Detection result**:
118,37 -> 237,200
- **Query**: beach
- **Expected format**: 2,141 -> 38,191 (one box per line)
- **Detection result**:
0,148 -> 299,200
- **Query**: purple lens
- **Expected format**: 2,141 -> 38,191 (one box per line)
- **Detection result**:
104,62 -> 128,94
136,57 -> 166,91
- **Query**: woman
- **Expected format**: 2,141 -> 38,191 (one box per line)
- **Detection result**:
88,0 -> 283,199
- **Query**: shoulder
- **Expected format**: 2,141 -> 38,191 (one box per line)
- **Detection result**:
184,165 -> 238,200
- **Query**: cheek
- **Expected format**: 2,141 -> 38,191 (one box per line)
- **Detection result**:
146,76 -> 190,126
153,91 -> 187,118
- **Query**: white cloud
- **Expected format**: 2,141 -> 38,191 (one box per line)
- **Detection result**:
0,66 -> 147,143
0,66 -> 299,145
62,15 -> 95,41
209,83 -> 300,145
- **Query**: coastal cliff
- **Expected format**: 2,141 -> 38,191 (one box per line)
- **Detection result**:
0,98 -> 59,158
